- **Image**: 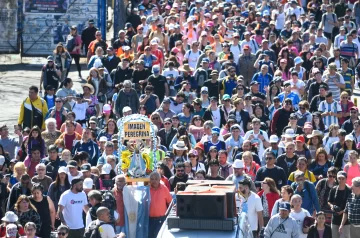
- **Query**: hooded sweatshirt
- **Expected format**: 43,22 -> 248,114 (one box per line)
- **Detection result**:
264,214 -> 299,238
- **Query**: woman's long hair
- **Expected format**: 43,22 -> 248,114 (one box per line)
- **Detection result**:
105,119 -> 119,134
54,172 -> 70,189
263,177 -> 280,195
14,195 -> 37,212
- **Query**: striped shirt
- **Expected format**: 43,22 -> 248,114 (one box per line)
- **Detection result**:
322,73 -> 345,101
318,100 -> 342,128
340,42 -> 358,59
340,68 -> 354,93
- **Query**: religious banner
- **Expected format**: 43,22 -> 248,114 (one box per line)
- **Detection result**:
123,121 -> 151,140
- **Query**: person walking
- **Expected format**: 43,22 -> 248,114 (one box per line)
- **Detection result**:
264,202 -> 299,238
57,178 -> 88,238
66,26 -> 82,79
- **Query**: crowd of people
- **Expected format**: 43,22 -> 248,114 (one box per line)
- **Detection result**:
3,0 -> 360,237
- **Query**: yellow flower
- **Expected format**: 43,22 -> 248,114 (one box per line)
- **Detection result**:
121,150 -> 132,170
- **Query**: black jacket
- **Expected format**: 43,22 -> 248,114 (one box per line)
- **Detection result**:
102,55 -> 121,73
307,224 -> 332,238
228,109 -> 250,133
7,182 -> 31,211
41,156 -> 67,181
334,148 -> 347,170
111,65 -> 134,86
276,153 -> 299,177
157,127 -> 178,149
203,108 -> 226,127
81,26 -> 98,48
169,174 -> 189,191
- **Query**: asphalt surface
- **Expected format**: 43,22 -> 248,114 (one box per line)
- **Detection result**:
0,56 -> 87,136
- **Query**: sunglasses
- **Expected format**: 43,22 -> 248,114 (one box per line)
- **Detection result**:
55,101 -> 62,103
237,87 -> 244,90
176,169 -> 184,172
152,117 -> 159,120
265,157 -> 273,160
188,155 -> 196,158
194,118 -> 201,121
58,232 -> 67,236
299,107 -> 305,110
285,102 -> 292,105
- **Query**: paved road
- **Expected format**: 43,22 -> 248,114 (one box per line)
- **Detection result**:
0,58 -> 87,136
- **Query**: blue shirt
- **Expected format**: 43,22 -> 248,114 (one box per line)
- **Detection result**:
277,91 -> 300,109
252,73 -> 273,94
222,77 -> 237,96
72,140 -> 100,166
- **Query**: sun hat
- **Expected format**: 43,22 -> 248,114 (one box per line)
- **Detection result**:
82,83 -> 95,94
294,56 -> 303,65
306,130 -> 323,138
173,141 -> 188,150
6,224 -> 18,237
2,212 -> 18,223
178,64 -> 194,72
232,159 -> 244,169
282,129 -> 298,138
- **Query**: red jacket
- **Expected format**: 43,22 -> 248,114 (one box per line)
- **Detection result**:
257,190 -> 280,216
161,176 -> 171,191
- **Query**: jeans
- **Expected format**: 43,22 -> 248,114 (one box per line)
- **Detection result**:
68,54 -> 82,76
148,216 -> 166,238
331,224 -> 350,238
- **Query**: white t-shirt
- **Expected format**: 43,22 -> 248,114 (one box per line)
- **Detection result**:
244,130 -> 269,159
67,171 -> 83,183
211,108 -> 221,127
70,101 -> 89,121
289,208 -> 311,238
235,192 -> 263,231
58,190 -> 88,229
289,79 -> 305,96
86,211 -> 119,229
184,50 -> 201,69
275,12 -> 286,30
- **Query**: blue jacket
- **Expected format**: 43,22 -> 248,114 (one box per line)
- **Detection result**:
72,140 -> 100,166
291,180 -> 320,214
251,72 -> 273,94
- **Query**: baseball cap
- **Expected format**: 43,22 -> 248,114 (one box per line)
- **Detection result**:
67,160 -> 77,168
337,171 -> 347,178
279,202 -> 291,211
201,86 -> 208,93
71,178 -> 83,187
269,135 -> 279,143
351,106 -> 358,111
188,149 -> 198,156
83,178 -> 94,189
99,136 -> 108,142
211,127 -> 220,135
80,164 -> 91,172
222,94 -> 231,100
295,135 -> 305,143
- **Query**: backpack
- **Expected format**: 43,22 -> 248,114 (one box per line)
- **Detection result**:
101,190 -> 116,211
66,35 -> 76,52
83,221 -> 103,238
323,13 -> 336,29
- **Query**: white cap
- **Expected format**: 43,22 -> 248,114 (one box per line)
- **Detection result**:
232,159 -> 244,169
345,134 -> 355,141
101,163 -> 112,175
269,135 -> 279,143
0,155 -> 5,166
99,136 -> 108,142
123,106 -> 132,113
103,104 -> 111,112
58,166 -> 68,174
83,178 -> 94,189
201,86 -> 208,92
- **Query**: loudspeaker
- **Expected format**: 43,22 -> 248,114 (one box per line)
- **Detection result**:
176,191 -> 227,219
211,186 -> 236,218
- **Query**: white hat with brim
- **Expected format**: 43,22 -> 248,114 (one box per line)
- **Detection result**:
82,83 -> 95,95
232,159 -> 244,169
173,141 -> 188,150
282,129 -> 298,138
2,212 -> 18,223
306,130 -> 323,138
